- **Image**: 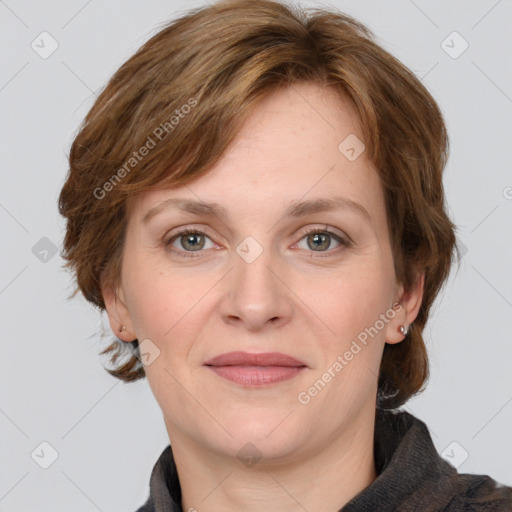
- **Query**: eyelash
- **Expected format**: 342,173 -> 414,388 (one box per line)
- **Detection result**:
164,226 -> 352,259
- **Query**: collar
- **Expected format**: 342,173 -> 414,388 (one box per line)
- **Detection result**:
136,409 -> 512,511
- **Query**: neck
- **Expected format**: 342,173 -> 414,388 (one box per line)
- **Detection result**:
168,407 -> 378,512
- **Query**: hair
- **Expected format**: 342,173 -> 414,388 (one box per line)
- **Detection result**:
58,0 -> 457,409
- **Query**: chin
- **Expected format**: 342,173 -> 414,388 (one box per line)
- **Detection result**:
220,432 -> 303,467
223,413 -> 304,453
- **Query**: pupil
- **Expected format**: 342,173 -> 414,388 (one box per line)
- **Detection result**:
185,233 -> 203,250
310,233 -> 328,250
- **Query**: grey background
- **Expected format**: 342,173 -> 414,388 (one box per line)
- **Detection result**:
1,0 -> 511,510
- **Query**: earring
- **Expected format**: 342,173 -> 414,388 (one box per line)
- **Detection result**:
399,325 -> 408,336
118,325 -> 126,333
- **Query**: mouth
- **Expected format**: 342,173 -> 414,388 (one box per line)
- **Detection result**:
203,351 -> 307,387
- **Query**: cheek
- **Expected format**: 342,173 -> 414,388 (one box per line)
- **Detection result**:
307,261 -> 394,348
125,271 -> 191,340
303,272 -> 392,412
121,242 -> 179,329
122,254 -> 221,363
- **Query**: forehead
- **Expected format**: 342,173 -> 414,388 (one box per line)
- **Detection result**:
127,82 -> 384,228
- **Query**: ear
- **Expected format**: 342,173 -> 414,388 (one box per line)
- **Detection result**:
102,281 -> 136,342
385,271 -> 425,345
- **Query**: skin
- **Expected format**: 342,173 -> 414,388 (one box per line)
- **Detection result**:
104,82 -> 424,512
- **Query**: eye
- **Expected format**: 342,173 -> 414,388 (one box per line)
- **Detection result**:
165,228 -> 216,256
296,227 -> 351,254
164,225 -> 352,259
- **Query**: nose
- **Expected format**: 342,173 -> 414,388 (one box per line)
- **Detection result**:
219,242 -> 293,332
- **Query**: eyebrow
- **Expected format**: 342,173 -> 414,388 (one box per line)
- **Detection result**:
142,196 -> 371,225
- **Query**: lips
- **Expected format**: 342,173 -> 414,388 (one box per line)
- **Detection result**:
204,351 -> 306,367
204,351 -> 307,387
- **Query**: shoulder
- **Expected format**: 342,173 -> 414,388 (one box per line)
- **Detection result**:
442,473 -> 512,511
371,409 -> 512,512
133,497 -> 154,512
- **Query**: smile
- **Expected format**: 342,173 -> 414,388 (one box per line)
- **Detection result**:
204,351 -> 307,387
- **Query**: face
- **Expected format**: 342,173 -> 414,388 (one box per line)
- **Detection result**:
106,82 -> 421,463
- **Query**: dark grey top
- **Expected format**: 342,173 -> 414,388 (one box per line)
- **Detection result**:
135,409 -> 512,511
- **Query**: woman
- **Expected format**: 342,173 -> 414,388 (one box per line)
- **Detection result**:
58,0 -> 512,510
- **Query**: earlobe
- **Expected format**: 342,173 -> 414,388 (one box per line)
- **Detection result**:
102,283 -> 136,342
385,271 -> 425,345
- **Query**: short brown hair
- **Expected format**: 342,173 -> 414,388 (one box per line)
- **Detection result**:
58,0 -> 457,409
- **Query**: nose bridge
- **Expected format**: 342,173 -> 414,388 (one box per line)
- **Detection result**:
220,234 -> 292,329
